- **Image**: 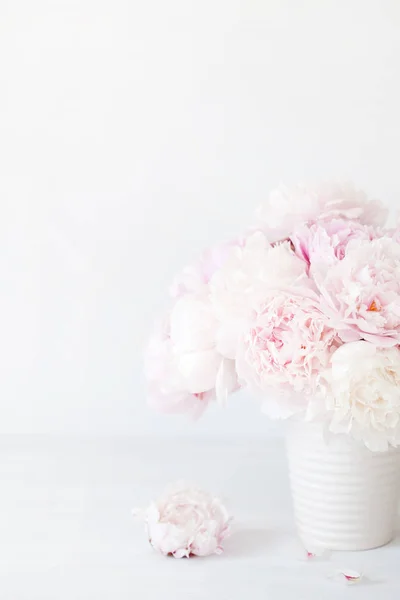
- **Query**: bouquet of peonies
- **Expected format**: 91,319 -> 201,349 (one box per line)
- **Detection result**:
145,183 -> 400,452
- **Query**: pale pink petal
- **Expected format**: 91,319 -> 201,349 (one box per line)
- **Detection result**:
147,385 -> 212,419
170,295 -> 217,352
303,548 -> 331,561
329,569 -> 363,585
178,350 -> 221,394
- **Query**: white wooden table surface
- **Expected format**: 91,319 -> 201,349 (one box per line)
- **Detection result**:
1,435 -> 399,599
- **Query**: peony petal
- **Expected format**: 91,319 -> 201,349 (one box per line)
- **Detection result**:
147,385 -> 212,419
178,350 -> 221,394
172,548 -> 190,559
170,295 -> 217,352
330,569 -> 363,585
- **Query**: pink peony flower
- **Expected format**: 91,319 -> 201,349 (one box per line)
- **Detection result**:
144,483 -> 231,558
256,182 -> 387,243
210,231 -> 308,360
322,342 -> 400,451
236,290 -> 339,418
170,239 -> 243,298
145,295 -> 238,418
291,219 -> 377,269
315,236 -> 400,346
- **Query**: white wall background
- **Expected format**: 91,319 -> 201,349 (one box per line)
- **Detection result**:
1,0 -> 400,436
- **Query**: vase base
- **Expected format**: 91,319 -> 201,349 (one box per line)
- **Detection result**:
297,531 -> 396,552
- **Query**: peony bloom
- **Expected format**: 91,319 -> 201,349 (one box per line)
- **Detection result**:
144,483 -> 231,558
255,182 -> 387,243
236,290 -> 339,418
315,236 -> 400,346
210,231 -> 308,360
145,296 -> 238,417
291,219 -> 377,271
322,342 -> 400,451
145,314 -> 214,419
170,239 -> 243,298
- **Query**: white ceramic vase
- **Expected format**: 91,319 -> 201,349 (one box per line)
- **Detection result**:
286,421 -> 400,551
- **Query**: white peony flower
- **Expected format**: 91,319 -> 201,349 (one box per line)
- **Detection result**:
323,342 -> 400,451
143,483 -> 231,558
255,182 -> 387,243
209,231 -> 308,359
145,295 -> 239,417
